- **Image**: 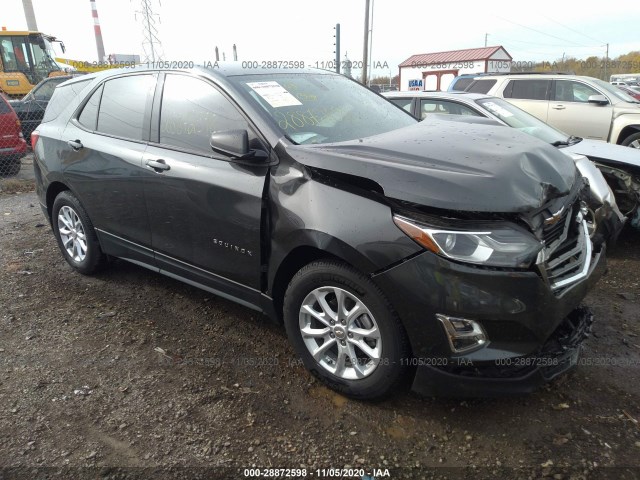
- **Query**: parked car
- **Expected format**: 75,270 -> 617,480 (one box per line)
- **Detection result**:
34,65 -> 611,398
617,85 -> 640,101
463,73 -> 640,148
9,75 -> 74,142
383,90 -> 639,230
0,93 -> 27,176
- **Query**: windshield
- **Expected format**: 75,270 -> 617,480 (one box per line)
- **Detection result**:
229,73 -> 415,144
475,97 -> 569,144
0,34 -> 60,85
590,77 -> 639,104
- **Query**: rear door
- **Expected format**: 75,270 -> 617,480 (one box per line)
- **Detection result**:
143,72 -> 270,296
62,73 -> 156,263
546,79 -> 613,140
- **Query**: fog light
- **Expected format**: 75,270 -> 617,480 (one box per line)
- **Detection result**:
436,314 -> 488,353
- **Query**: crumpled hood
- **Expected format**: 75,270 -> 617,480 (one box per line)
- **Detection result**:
566,139 -> 640,169
287,120 -> 577,212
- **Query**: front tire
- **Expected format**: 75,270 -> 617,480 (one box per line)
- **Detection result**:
621,132 -> 640,148
283,260 -> 410,400
52,191 -> 105,275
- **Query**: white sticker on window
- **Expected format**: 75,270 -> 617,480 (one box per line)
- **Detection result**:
483,101 -> 513,118
247,81 -> 302,108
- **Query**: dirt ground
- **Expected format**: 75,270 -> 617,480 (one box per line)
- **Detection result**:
1,177 -> 640,480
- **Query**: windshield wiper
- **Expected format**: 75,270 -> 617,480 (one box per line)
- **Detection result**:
551,135 -> 583,147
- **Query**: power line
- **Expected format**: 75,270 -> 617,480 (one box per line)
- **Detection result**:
492,37 -> 599,48
496,16 -> 598,48
538,14 -> 605,45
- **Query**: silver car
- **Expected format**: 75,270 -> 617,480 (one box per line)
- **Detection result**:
461,73 -> 640,148
384,90 -> 638,231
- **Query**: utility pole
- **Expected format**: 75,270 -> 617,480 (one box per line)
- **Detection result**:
604,43 -> 609,81
22,0 -> 38,31
334,24 -> 340,74
233,44 -> 237,61
362,0 -> 370,85
368,0 -> 375,86
484,33 -> 488,47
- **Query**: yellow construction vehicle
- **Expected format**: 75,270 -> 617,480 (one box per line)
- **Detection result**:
0,29 -> 130,97
0,30 -> 70,97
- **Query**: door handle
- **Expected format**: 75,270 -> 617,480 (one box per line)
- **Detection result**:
67,139 -> 83,150
551,104 -> 566,110
145,159 -> 171,172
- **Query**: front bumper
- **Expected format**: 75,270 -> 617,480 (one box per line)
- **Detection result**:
372,244 -> 606,396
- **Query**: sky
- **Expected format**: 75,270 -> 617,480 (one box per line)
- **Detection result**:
3,0 -> 640,80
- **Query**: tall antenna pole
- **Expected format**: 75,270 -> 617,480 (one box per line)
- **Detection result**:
22,0 -> 38,31
90,0 -> 106,62
136,0 -> 164,63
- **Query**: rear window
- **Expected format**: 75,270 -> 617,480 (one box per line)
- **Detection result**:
96,75 -> 155,140
42,79 -> 92,123
465,79 -> 497,94
503,79 -> 550,100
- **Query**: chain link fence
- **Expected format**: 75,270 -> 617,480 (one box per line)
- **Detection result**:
0,70 -> 61,178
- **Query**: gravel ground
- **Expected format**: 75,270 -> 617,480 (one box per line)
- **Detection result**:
1,185 -> 639,480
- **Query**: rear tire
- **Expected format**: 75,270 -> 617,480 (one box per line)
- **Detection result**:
621,132 -> 640,148
52,191 -> 105,275
283,260 -> 410,400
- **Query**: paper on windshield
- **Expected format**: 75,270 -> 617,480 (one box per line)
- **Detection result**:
247,81 -> 302,108
483,101 -> 514,118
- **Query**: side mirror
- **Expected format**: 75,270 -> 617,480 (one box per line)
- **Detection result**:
210,130 -> 268,161
588,94 -> 609,105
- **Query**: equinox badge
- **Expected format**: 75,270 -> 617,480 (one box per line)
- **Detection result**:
212,238 -> 253,257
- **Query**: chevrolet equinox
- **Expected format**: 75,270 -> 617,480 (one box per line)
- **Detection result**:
33,65 -> 611,398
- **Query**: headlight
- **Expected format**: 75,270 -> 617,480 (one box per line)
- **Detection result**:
393,215 -> 543,268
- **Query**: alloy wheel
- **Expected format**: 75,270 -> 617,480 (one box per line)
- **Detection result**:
298,286 -> 382,380
57,205 -> 88,262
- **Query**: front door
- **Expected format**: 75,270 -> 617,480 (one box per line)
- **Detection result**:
143,73 -> 269,295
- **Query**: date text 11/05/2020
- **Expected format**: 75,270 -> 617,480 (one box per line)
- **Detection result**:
62,60 -> 391,71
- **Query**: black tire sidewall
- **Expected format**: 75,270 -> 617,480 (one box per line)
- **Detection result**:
284,261 -> 409,399
622,132 -> 640,147
51,191 -> 103,275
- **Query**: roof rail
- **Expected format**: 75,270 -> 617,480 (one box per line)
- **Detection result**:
482,71 -> 575,76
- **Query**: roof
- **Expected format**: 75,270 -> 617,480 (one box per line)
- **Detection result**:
399,46 -> 512,68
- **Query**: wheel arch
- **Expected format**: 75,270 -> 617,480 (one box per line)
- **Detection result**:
268,232 -> 379,323
616,124 -> 640,145
45,181 -> 72,225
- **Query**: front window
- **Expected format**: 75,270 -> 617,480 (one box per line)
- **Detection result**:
229,73 -> 415,144
554,80 -> 600,103
589,77 -> 640,104
476,97 -> 568,144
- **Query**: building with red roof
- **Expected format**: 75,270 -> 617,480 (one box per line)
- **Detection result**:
399,46 -> 512,91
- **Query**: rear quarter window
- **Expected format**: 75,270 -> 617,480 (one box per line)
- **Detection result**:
465,79 -> 497,94
451,77 -> 474,91
42,79 -> 92,123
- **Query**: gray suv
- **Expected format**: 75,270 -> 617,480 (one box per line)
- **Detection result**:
466,73 -> 640,148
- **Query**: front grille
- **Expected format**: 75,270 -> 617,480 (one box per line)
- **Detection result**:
538,201 -> 596,296
542,205 -> 571,247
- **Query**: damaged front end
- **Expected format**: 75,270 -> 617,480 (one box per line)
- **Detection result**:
569,153 -> 626,243
373,171 -> 607,396
595,161 -> 640,230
